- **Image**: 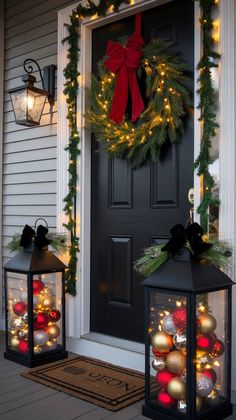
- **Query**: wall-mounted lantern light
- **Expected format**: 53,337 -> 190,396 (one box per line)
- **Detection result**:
8,59 -> 56,127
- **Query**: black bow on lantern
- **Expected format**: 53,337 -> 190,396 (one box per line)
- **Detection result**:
19,219 -> 51,250
162,222 -> 212,258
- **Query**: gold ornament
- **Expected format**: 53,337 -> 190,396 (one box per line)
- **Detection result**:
46,340 -> 57,350
196,396 -> 202,412
167,377 -> 186,400
40,286 -> 53,297
10,336 -> 19,349
34,345 -> 42,354
42,296 -> 55,310
151,331 -> 173,353
206,389 -> 220,406
152,358 -> 166,372
18,328 -> 28,339
47,324 -> 60,339
166,351 -> 186,375
196,354 -> 214,371
198,313 -> 217,334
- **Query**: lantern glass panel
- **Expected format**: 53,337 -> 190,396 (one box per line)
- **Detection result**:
196,289 -> 228,414
10,88 -> 46,125
7,272 -> 29,355
33,273 -> 63,354
148,290 -> 187,414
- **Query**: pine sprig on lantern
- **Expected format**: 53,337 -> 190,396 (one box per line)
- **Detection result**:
135,239 -> 231,278
7,233 -> 69,255
194,0 -> 220,233
89,39 -> 192,167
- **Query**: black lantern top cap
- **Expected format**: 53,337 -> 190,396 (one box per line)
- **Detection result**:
142,248 -> 234,293
4,246 -> 66,274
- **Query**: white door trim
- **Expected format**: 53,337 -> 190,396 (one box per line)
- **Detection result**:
0,0 -> 4,329
57,0 -> 207,370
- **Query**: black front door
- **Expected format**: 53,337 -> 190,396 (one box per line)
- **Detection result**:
91,0 -> 194,343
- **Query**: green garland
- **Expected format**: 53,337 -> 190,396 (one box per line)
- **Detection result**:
195,0 -> 220,232
89,40 -> 192,166
62,0 -> 219,294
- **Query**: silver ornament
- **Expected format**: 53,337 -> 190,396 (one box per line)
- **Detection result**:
10,318 -> 25,331
173,332 -> 187,351
181,369 -> 187,383
196,373 -> 213,397
22,312 -> 28,322
152,358 -> 166,372
162,314 -> 177,335
177,400 -> 187,414
34,330 -> 49,346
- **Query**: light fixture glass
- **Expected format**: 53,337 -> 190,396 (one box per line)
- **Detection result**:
8,59 -> 55,127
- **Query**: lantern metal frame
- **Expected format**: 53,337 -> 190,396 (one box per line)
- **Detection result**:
8,58 -> 56,127
142,249 -> 233,420
4,246 -> 68,367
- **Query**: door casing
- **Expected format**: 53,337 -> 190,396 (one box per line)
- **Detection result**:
57,0 -> 201,340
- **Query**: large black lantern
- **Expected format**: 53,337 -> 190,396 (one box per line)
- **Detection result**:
8,58 -> 55,127
142,249 -> 234,420
4,223 -> 68,367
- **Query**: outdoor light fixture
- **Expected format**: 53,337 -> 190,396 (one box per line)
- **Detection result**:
8,59 -> 56,127
4,220 -> 68,367
142,249 -> 233,420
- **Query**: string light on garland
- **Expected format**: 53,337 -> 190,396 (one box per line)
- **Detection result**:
194,0 -> 220,233
63,0 -> 221,294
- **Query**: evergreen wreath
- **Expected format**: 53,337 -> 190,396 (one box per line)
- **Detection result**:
89,39 -> 192,167
62,0 -> 220,295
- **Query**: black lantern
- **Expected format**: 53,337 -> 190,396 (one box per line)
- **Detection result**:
8,59 -> 56,127
142,249 -> 234,420
4,223 -> 68,367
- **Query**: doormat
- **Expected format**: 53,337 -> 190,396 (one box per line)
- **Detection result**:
21,356 -> 157,411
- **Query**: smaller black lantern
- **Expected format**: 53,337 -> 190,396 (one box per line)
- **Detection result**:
4,220 -> 68,367
8,58 -> 56,127
142,248 -> 234,420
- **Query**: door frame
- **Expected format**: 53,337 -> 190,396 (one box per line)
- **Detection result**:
57,0 -> 236,383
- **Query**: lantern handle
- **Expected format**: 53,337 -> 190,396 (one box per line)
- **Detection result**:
34,218 -> 48,231
23,58 -> 46,91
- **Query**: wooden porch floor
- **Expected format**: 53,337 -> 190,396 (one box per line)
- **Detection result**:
0,333 -> 235,420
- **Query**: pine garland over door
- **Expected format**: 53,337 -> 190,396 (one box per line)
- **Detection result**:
62,0 -> 220,295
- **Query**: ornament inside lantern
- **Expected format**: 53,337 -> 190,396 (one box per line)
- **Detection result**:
142,248 -> 233,420
4,221 -> 68,367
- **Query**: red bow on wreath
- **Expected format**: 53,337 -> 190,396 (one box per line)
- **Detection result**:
104,13 -> 144,124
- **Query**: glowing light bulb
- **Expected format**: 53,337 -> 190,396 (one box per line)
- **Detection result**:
23,94 -> 35,111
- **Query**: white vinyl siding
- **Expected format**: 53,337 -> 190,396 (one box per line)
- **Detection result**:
1,0 -> 77,317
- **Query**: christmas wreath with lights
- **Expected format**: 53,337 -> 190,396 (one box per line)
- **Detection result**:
89,14 -> 192,166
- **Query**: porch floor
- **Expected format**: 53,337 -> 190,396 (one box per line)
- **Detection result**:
0,333 -> 235,420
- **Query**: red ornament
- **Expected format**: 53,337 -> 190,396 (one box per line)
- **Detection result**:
156,369 -> 175,389
33,279 -> 45,295
49,309 -> 61,322
202,368 -> 217,385
18,340 -> 29,353
172,308 -> 187,330
211,339 -> 225,358
157,390 -> 175,408
197,334 -> 214,354
34,312 -> 49,329
13,301 -> 27,316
